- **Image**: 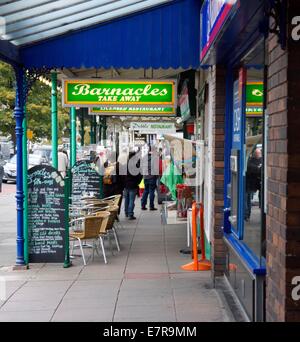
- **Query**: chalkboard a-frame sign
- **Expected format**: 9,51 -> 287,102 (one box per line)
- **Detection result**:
71,160 -> 101,203
28,165 -> 66,263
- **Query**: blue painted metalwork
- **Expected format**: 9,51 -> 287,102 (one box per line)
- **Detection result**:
238,70 -> 247,241
200,0 -> 238,63
19,0 -> 201,69
230,69 -> 247,240
0,39 -> 20,65
14,66 -> 25,266
200,0 -> 265,66
224,233 -> 266,275
22,106 -> 28,265
223,68 -> 233,234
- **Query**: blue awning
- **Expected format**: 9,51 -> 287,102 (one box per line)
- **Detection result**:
19,0 -> 201,70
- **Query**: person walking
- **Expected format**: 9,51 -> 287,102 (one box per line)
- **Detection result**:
102,151 -> 125,214
58,146 -> 69,178
124,151 -> 142,220
245,147 -> 262,221
141,150 -> 159,211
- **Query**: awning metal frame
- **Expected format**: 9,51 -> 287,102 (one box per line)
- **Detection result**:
0,0 -> 172,46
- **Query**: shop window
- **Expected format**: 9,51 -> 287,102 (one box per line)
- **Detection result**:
243,68 -> 264,259
227,60 -> 266,265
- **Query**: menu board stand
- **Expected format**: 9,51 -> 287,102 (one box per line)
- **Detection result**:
27,165 -> 70,265
71,160 -> 101,203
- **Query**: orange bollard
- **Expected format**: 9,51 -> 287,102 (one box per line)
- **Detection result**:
181,202 -> 211,271
198,203 -> 211,270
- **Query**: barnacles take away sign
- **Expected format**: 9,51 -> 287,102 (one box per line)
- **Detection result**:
62,79 -> 177,115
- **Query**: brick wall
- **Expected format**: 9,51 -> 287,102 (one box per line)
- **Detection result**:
266,0 -> 300,322
210,66 -> 228,279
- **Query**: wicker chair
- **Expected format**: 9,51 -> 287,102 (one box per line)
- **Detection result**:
96,205 -> 121,254
70,211 -> 110,265
104,195 -> 123,229
97,204 -> 121,252
84,195 -> 123,227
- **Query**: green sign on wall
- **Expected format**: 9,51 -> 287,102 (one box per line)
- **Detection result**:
89,106 -> 175,116
63,79 -> 177,108
246,82 -> 264,117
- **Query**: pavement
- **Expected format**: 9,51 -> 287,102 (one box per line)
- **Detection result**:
0,187 -> 234,322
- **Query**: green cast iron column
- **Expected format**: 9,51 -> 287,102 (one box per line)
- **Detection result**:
80,110 -> 85,146
93,116 -> 97,144
70,107 -> 77,168
103,117 -> 107,147
90,118 -> 95,144
89,118 -> 92,144
22,106 -> 28,264
51,72 -> 58,168
63,170 -> 71,268
98,119 -> 102,144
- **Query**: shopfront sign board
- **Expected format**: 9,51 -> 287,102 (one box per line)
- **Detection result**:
246,82 -> 264,117
63,79 -> 177,108
89,106 -> 175,116
130,122 -> 176,134
200,0 -> 237,62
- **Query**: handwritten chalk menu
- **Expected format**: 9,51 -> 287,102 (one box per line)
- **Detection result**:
71,160 -> 101,203
28,165 -> 66,263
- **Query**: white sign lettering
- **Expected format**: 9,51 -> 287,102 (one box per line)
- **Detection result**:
130,122 -> 176,134
291,16 -> 300,41
291,276 -> 300,301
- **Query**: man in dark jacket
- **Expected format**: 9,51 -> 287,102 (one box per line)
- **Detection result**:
141,150 -> 159,210
124,151 -> 143,220
245,148 -> 262,221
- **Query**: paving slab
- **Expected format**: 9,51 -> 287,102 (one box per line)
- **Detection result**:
1,299 -> 60,312
114,304 -> 176,322
0,310 -> 54,322
57,297 -> 116,310
52,307 -> 114,322
117,293 -> 174,306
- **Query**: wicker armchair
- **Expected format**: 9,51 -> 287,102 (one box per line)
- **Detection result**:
70,211 -> 110,265
96,205 -> 120,252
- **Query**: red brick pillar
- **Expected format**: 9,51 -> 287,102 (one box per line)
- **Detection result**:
211,66 -> 227,279
266,0 -> 300,322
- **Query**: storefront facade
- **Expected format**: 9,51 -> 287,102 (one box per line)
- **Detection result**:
200,0 -> 300,322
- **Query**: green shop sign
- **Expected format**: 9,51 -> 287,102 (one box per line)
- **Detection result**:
63,79 -> 177,107
246,82 -> 264,117
89,106 -> 175,116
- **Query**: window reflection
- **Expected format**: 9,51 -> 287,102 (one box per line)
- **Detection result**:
243,70 -> 264,259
